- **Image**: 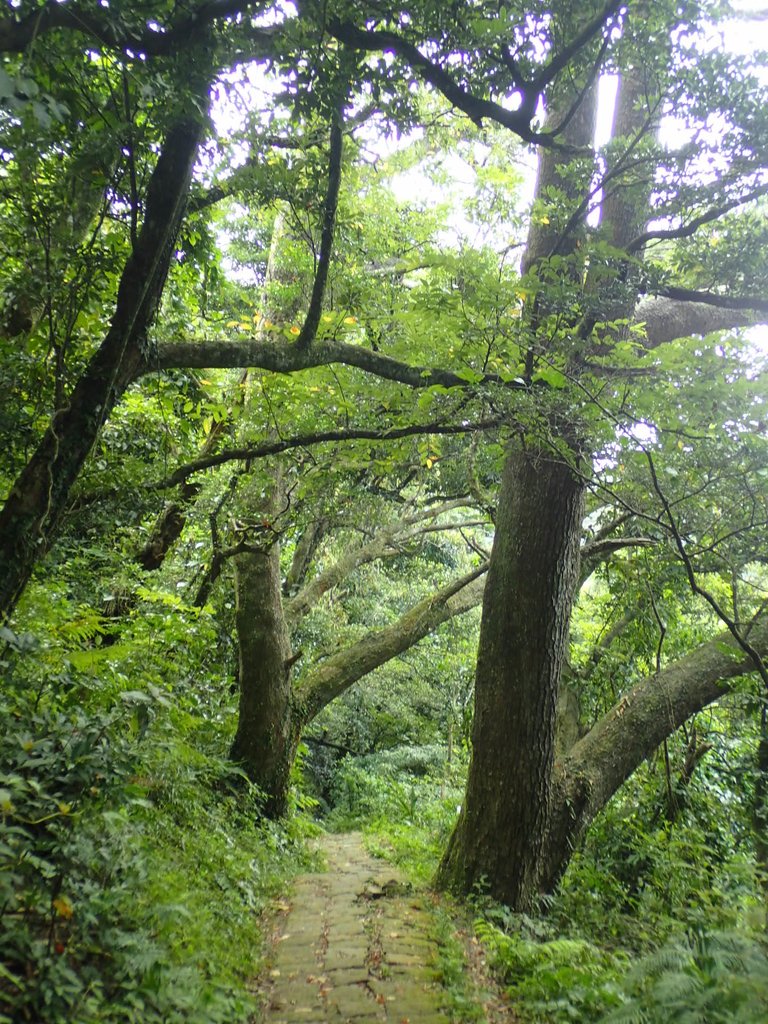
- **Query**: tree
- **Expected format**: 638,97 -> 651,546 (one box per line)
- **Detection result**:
2,0 -> 768,913
436,2 -> 768,908
0,0 -> 679,620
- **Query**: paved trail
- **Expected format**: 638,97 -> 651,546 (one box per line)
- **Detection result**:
261,832 -> 449,1023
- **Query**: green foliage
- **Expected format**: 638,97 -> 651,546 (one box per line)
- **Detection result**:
325,752 -> 463,882
0,629 -> 310,1024
601,930 -> 768,1024
343,739 -> 768,1024
4,3 -> 768,1018
547,759 -> 763,952
428,903 -> 487,1023
474,918 -> 625,1023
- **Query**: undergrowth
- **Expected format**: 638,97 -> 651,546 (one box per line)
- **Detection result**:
0,626 -> 313,1024
325,748 -> 464,881
322,748 -> 768,1024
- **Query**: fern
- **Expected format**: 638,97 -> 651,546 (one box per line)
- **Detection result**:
601,1006 -> 647,1024
600,930 -> 768,1024
474,918 -> 626,1021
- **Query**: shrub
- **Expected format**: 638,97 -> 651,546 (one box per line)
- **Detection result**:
474,917 -> 626,1023
0,628 -> 308,1024
600,929 -> 768,1024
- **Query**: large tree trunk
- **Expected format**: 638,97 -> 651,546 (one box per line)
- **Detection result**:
436,445 -> 584,909
0,112 -> 205,621
230,535 -> 297,818
233,535 -> 486,815
435,68 -> 597,911
436,39 -> 666,910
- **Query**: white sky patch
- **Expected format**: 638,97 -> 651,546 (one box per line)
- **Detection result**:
586,73 -> 620,228
206,6 -> 768,341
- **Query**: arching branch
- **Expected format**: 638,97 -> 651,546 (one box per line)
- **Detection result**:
296,563 -> 488,724
149,419 -> 503,490
0,0 -> 268,55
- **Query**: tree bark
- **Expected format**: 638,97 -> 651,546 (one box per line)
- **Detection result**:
0,112 -> 205,621
539,616 -> 768,891
436,445 -> 585,910
230,535 -> 297,817
136,417 -> 228,571
283,517 -> 328,597
231,539 -> 486,815
435,68 -> 598,911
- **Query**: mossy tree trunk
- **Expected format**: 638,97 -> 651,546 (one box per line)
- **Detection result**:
540,616 -> 768,892
437,47 -> 661,910
0,109 -> 206,621
436,445 -> 585,909
230,531 -> 298,818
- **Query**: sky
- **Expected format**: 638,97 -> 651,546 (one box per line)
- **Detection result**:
210,1 -> 768,327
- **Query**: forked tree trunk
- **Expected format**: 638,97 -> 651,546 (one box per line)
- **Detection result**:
228,210 -> 301,814
436,35 -> 669,908
232,523 -> 487,817
436,444 -> 584,909
538,615 -> 768,891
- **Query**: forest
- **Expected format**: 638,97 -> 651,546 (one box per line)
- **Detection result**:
2,0 -> 768,1021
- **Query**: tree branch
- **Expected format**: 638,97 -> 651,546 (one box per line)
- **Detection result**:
580,535 -> 656,580
0,0 -> 270,56
0,106 -> 208,620
188,106 -> 378,214
533,0 -> 624,91
627,180 -> 768,252
149,419 -> 502,490
284,498 -> 479,627
555,612 -> 768,851
648,285 -> 768,315
645,448 -> 768,688
296,563 -> 488,724
634,296 -> 759,347
326,18 -> 539,139
296,95 -> 345,349
151,336 -> 527,391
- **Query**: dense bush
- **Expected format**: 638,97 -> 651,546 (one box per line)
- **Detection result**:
0,627 -> 310,1024
475,917 -> 626,1023
601,930 -> 768,1024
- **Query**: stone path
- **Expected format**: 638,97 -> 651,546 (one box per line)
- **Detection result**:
261,832 -> 450,1023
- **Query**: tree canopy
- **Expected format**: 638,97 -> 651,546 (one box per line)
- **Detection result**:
2,0 -> 768,992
